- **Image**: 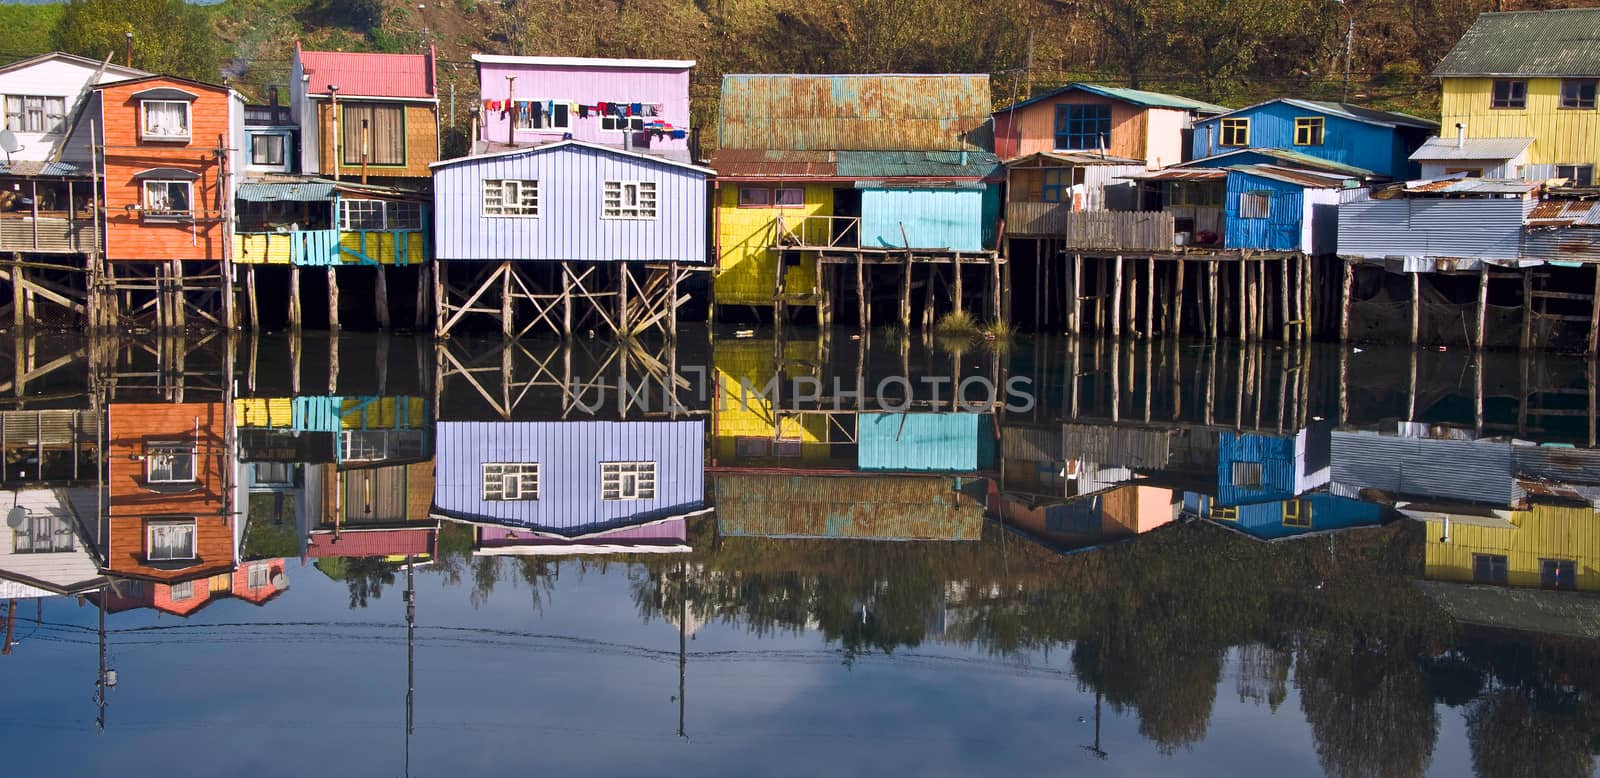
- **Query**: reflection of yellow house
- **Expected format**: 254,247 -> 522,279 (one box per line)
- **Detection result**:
712,183 -> 832,308
712,339 -> 831,464
1421,502 -> 1600,591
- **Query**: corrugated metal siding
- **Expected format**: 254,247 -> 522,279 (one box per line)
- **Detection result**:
476,61 -> 691,155
1002,425 -> 1058,463
1332,431 -> 1522,506
717,74 -> 992,152
1439,76 -> 1600,173
1061,424 -> 1172,468
858,413 -> 991,472
1225,170 -> 1305,251
1337,197 -> 1531,260
434,420 -> 706,532
1193,102 -> 1415,178
1217,432 -> 1297,506
860,188 -> 986,251
714,473 -> 983,540
433,144 -> 709,263
1513,444 -> 1600,484
1424,503 -> 1600,591
1524,227 -> 1600,263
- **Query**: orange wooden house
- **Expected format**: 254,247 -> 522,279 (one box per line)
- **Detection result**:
100,402 -> 237,589
91,74 -> 243,326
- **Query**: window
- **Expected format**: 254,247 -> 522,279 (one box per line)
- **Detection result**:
250,134 -> 285,166
1555,164 -> 1595,187
1042,169 -> 1070,203
1491,79 -> 1527,109
253,462 -> 293,486
1283,499 -> 1312,528
1294,116 -> 1325,146
737,186 -> 770,207
142,180 -> 192,215
601,461 -> 656,501
339,199 -> 422,230
735,437 -> 770,458
146,442 -> 197,483
170,581 -> 195,601
1220,118 -> 1250,147
482,463 -> 540,501
601,110 -> 649,133
3,95 -> 66,134
1444,167 -> 1484,178
603,180 -> 657,219
1239,190 -> 1272,219
247,563 -> 272,590
774,188 -> 805,208
1561,79 -> 1598,109
1053,103 -> 1111,151
13,513 -> 75,553
549,102 -> 570,129
340,103 -> 405,166
1541,559 -> 1577,591
141,100 -> 191,140
1212,505 -> 1238,521
483,179 -> 540,217
1169,182 -> 1222,207
147,520 -> 197,561
1232,461 -> 1263,487
1473,553 -> 1509,585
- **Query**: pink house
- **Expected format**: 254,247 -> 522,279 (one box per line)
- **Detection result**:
472,55 -> 694,161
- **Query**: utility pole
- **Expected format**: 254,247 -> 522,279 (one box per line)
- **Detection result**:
123,32 -> 132,68
404,556 -> 415,776
1335,0 -> 1354,102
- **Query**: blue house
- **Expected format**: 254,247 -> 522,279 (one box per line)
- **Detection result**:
431,420 -> 707,536
1221,165 -> 1355,253
857,413 -> 997,473
1216,423 -> 1332,506
1184,492 -> 1384,541
1191,99 -> 1436,180
429,139 -> 713,336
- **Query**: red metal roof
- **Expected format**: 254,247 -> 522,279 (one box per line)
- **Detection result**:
298,45 -> 435,99
306,528 -> 436,558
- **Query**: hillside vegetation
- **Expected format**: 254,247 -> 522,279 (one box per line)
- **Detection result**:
9,0 -> 1600,141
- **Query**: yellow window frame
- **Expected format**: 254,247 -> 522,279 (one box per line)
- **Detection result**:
1293,116 -> 1324,146
1220,118 -> 1250,147
1283,499 -> 1312,528
1213,505 -> 1239,521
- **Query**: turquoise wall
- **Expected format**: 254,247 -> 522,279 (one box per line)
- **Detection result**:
860,188 -> 986,252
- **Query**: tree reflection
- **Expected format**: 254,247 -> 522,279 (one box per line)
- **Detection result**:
1466,689 -> 1596,778
1295,633 -> 1439,778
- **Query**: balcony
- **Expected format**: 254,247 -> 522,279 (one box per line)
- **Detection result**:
1003,204 -> 1175,253
0,214 -> 98,254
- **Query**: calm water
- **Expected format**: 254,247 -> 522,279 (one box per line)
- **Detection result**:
1,328 -> 1598,777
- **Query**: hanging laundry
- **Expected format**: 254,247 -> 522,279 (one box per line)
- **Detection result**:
670,129 -> 687,139
578,104 -> 589,119
629,102 -> 642,116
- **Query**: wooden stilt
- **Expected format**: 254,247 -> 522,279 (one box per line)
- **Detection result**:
327,266 -> 340,333
1476,263 -> 1489,350
619,263 -> 631,335
901,251 -> 913,327
952,252 -> 963,315
1236,257 -> 1247,341
246,266 -> 259,331
289,264 -> 302,335
1070,253 -> 1082,334
1207,260 -> 1219,341
414,263 -> 429,332
991,256 -> 1002,326
374,265 -> 390,331
1126,257 -> 1137,337
1096,256 -> 1107,333
1521,268 -> 1534,351
1340,259 -> 1354,343
1110,255 -> 1123,338
501,262 -> 514,339
10,261 -> 22,330
170,260 -> 185,331
1279,256 -> 1290,342
856,253 -> 866,329
1411,271 -> 1421,346
669,260 -> 680,337
1173,259 -> 1185,339
1302,253 -> 1313,342
1588,265 -> 1600,355
329,331 -> 340,394
432,262 -> 446,337
1033,245 -> 1043,329
561,262 -> 574,336
922,264 -> 936,331
1144,256 -> 1154,339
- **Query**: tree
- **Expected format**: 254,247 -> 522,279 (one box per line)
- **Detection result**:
52,0 -> 222,83
1082,0 -> 1170,89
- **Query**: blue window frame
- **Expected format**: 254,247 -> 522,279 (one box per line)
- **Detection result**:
1041,169 -> 1069,203
1053,104 -> 1111,151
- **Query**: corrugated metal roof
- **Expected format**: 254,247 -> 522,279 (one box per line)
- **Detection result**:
1403,177 -> 1541,195
1433,9 -> 1600,77
713,473 -> 984,540
237,180 -> 337,202
1527,199 -> 1600,227
1179,148 -> 1379,179
996,82 -> 1228,115
1330,431 -> 1523,507
1409,136 -> 1535,162
1061,424 -> 1173,469
0,160 -> 83,177
299,46 -> 435,98
1123,168 -> 1228,182
708,149 -> 1001,179
717,74 -> 991,153
1229,164 -> 1356,188
1277,99 -> 1437,130
1004,150 -> 1149,168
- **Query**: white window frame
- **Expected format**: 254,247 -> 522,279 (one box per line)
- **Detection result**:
1238,190 -> 1272,220
603,180 -> 658,220
600,108 -> 654,134
170,580 -> 195,601
3,94 -> 67,134
146,519 -> 197,561
482,462 -> 540,501
601,461 -> 657,501
140,99 -> 192,141
483,179 -> 540,217
146,442 -> 198,483
339,199 -> 422,231
247,563 -> 271,590
142,180 -> 194,217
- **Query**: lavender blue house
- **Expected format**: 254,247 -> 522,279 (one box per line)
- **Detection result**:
431,137 -> 712,336
472,55 -> 694,161
431,420 -> 707,538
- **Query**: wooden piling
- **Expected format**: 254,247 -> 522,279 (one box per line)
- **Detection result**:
1589,265 -> 1600,355
1410,271 -> 1420,346
952,252 -> 963,315
1476,263 -> 1489,350
1207,260 -> 1219,341
1521,268 -> 1534,351
1340,259 -> 1353,343
246,265 -> 259,331
669,260 -> 680,337
170,260 -> 186,331
1111,255 -> 1123,338
901,252 -> 913,327
374,266 -> 390,331
327,266 -> 340,333
991,256 -> 1002,326
922,264 -> 936,331
619,263 -> 632,335
1173,259 -> 1185,339
856,253 -> 866,329
1301,254 -> 1313,342
1279,256 -> 1290,342
500,262 -> 513,338
289,264 -> 302,334
415,264 -> 430,332
1070,253 -> 1082,334
1236,257 -> 1247,341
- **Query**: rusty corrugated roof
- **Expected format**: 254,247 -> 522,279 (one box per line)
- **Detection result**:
1528,198 -> 1600,227
717,74 -> 991,153
708,149 -> 1001,180
713,473 -> 984,540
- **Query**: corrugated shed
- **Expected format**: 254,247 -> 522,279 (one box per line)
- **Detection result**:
432,141 -> 710,263
714,473 -> 983,540
1524,227 -> 1600,263
1225,168 -> 1307,251
1410,136 -> 1535,162
717,74 -> 992,152
433,420 -> 706,533
858,413 -> 993,472
1332,431 -> 1523,506
298,48 -> 435,98
860,188 -> 988,251
1217,433 -> 1298,506
1433,9 -> 1600,77
1060,424 -> 1172,469
1337,196 -> 1532,260
1513,444 -> 1600,485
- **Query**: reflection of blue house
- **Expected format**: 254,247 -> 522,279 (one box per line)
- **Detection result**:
1185,492 -> 1383,541
857,413 -> 996,473
1190,99 -> 1436,180
1217,423 -> 1331,506
432,420 -> 706,535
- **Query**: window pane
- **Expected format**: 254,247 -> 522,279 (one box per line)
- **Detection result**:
143,101 -> 189,138
343,104 -> 405,165
149,522 -> 196,560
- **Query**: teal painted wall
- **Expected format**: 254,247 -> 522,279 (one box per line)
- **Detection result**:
860,188 -> 986,252
858,413 -> 994,472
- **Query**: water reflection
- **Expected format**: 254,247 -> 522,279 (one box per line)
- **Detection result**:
0,331 -> 1597,775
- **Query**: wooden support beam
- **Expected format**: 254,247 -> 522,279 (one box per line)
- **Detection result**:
562,262 -> 574,337
433,262 -> 446,337
619,263 -> 632,335
501,261 -> 514,338
374,265 -> 390,331
1411,271 -> 1422,346
1207,260 -> 1219,341
246,266 -> 259,331
952,252 -> 963,315
1302,253 -> 1313,342
170,260 -> 186,331
1340,260 -> 1354,343
327,266 -> 340,334
856,252 -> 866,329
1070,252 -> 1082,334
668,261 -> 679,337
415,263 -> 430,332
1144,256 -> 1154,339
1111,255 -> 1123,338
1589,265 -> 1600,356
1236,257 -> 1247,341
1279,257 -> 1290,343
1173,259 -> 1185,339
992,255 -> 1002,326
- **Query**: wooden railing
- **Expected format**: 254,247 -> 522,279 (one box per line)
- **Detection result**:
1006,201 -> 1070,236
773,215 -> 861,249
0,215 -> 97,254
1001,207 -> 1175,252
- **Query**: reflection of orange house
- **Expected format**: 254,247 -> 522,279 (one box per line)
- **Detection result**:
103,402 -> 235,585
93,74 -> 242,262
96,559 -> 286,616
991,482 -> 1178,549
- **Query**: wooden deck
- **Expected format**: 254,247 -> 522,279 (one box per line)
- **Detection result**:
0,214 -> 97,254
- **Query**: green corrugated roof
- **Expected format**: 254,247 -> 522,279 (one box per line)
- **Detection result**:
1433,9 -> 1600,77
998,83 -> 1228,116
237,181 -> 337,202
834,150 -> 1002,179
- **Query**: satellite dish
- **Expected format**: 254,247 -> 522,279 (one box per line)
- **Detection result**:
0,129 -> 21,163
271,572 -> 288,589
6,506 -> 27,529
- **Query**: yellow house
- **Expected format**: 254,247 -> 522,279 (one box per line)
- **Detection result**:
1417,502 -> 1600,592
1433,8 -> 1600,184
711,338 -> 833,465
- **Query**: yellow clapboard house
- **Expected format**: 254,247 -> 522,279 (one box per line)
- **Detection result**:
712,183 -> 833,309
711,338 -> 833,465
1432,9 -> 1600,183
1419,502 -> 1600,592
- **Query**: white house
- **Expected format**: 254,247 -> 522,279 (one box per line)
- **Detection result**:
0,52 -> 147,165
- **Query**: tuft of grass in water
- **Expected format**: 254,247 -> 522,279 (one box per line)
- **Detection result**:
983,318 -> 1014,340
934,309 -> 981,335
